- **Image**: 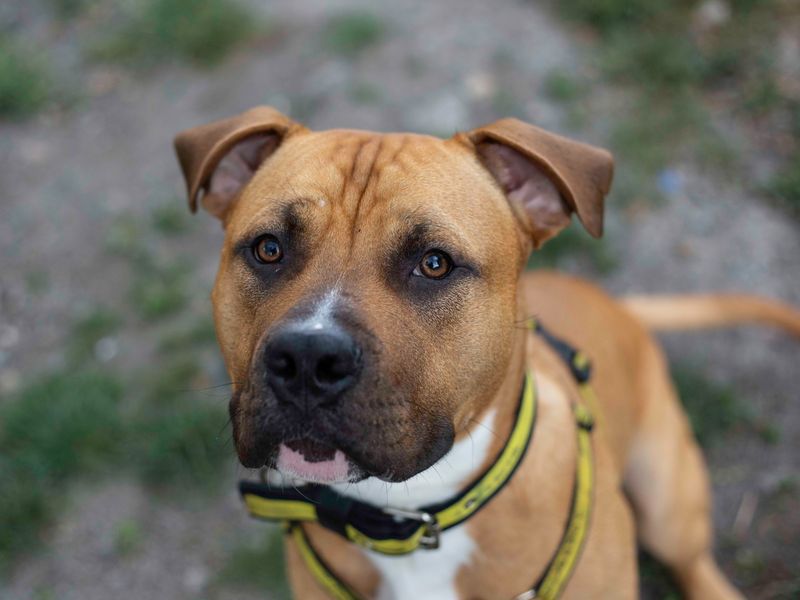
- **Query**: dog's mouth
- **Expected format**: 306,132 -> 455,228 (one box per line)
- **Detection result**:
276,438 -> 355,484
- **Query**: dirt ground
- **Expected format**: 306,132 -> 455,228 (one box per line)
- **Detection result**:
1,0 -> 798,598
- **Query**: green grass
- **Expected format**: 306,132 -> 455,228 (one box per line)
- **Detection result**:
600,28 -> 707,91
1,298 -> 228,568
45,0 -> 90,19
135,346 -> 228,486
671,365 -> 754,448
322,12 -> 385,58
106,213 -> 192,319
606,90 -> 730,204
543,70 -> 584,104
144,355 -> 203,403
218,527 -> 290,598
542,69 -> 590,129
0,371 -> 124,565
0,362 -> 229,567
0,35 -> 51,120
131,262 -> 190,320
349,81 -> 383,105
68,308 -> 122,364
113,519 -> 144,556
556,0 -> 668,36
157,316 -> 218,353
151,203 -> 191,235
132,401 -> 229,487
105,214 -> 149,265
766,155 -> 800,215
91,0 -> 258,69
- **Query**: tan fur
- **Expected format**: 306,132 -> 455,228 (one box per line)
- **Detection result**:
622,294 -> 800,336
171,107 -> 797,599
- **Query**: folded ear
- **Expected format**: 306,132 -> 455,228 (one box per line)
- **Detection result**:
173,106 -> 303,219
466,118 -> 614,248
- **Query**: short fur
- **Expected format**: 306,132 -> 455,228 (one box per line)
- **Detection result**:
174,107 -> 799,599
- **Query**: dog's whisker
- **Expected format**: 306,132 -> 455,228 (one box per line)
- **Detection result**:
175,381 -> 242,394
290,482 -> 318,505
430,463 -> 446,485
217,414 -> 234,437
441,456 -> 455,473
467,417 -> 502,441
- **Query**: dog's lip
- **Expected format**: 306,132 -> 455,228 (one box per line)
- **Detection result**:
275,439 -> 355,484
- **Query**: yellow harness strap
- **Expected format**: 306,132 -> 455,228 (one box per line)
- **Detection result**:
244,318 -> 596,600
528,317 -> 596,599
289,394 -> 594,600
289,524 -> 360,600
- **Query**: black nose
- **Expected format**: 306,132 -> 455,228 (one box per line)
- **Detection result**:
264,326 -> 361,408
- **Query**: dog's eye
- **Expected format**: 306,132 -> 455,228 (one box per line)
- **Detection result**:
253,235 -> 283,264
414,250 -> 453,279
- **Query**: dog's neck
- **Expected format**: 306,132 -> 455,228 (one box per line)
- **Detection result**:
330,319 -> 529,510
262,311 -> 529,511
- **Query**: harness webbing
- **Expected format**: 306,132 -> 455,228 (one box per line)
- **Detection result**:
239,318 -> 596,600
241,373 -> 536,555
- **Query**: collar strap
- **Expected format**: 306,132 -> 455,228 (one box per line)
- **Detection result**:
240,371 -> 537,555
240,318 -> 596,599
285,389 -> 594,600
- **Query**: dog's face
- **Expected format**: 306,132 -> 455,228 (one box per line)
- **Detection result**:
174,107 -> 612,483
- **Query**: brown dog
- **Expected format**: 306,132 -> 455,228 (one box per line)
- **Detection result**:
174,107 -> 800,599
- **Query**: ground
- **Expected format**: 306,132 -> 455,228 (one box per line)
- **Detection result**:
0,0 -> 798,598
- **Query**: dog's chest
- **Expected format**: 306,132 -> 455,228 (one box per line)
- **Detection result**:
332,409 -> 498,600
368,525 -> 475,600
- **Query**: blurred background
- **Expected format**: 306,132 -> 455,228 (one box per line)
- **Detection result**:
0,0 -> 798,598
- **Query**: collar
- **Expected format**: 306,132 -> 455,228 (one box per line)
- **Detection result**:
239,370 -> 537,555
239,318 -> 597,600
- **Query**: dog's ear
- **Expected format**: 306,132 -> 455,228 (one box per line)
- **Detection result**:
173,106 -> 303,219
466,118 -> 613,248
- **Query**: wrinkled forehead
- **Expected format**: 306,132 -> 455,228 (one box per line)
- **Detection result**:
226,130 -> 517,246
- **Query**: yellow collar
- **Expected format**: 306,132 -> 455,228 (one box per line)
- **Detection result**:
241,371 -> 537,555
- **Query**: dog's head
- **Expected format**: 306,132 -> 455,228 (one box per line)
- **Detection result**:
174,107 -> 612,483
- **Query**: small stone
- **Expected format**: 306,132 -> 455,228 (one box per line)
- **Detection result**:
657,168 -> 683,198
0,369 -> 21,395
18,139 -> 50,165
94,337 -> 119,362
0,324 -> 20,349
464,72 -> 495,101
675,241 -> 696,259
183,564 -> 209,593
693,0 -> 731,31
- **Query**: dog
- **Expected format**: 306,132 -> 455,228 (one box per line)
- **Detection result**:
173,107 -> 800,599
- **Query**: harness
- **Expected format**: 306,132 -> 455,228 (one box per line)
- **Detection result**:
239,318 -> 597,599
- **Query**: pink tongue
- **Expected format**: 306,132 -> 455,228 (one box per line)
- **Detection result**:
277,443 -> 350,483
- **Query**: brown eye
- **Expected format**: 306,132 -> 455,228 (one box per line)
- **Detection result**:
253,235 -> 283,264
416,250 -> 453,279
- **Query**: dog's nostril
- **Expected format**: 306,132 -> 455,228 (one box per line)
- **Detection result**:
269,352 -> 297,381
316,353 -> 352,384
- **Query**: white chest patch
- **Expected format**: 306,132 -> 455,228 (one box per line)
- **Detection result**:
331,409 -> 498,600
370,525 -> 476,600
